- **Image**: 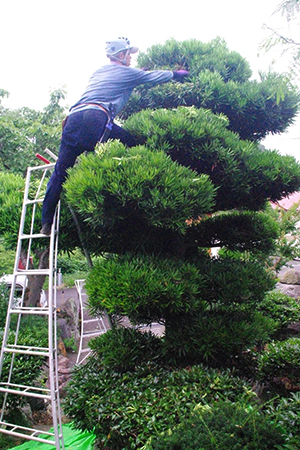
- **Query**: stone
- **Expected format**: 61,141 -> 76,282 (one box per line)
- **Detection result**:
279,269 -> 300,285
57,297 -> 79,342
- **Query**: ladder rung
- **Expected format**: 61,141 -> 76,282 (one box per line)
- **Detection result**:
24,198 -> 44,205
79,348 -> 92,354
4,344 -> 49,357
82,318 -> 103,324
15,269 -> 50,276
0,421 -> 59,445
20,233 -> 51,239
0,382 -> 52,399
82,330 -> 106,339
10,306 -> 50,315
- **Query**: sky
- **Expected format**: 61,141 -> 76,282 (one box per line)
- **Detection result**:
1,0 -> 299,159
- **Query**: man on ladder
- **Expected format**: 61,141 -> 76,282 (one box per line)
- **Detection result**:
40,36 -> 189,235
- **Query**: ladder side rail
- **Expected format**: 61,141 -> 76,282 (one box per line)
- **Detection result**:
75,279 -> 108,364
33,164 -> 52,200
0,161 -> 65,448
0,165 -> 32,376
27,162 -> 56,172
51,202 -> 65,448
11,166 -> 45,383
46,202 -> 65,449
0,167 -> 33,422
75,280 -> 85,364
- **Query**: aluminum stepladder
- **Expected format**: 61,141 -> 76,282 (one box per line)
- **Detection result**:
0,160 -> 65,449
75,279 -> 107,365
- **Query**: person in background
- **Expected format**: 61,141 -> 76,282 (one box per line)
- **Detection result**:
40,37 -> 189,235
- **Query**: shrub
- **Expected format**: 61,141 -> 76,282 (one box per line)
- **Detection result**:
0,239 -> 15,275
161,310 -> 276,367
0,317 -> 48,413
258,290 -> 300,329
257,337 -> 300,393
64,359 -> 253,450
89,327 -> 162,372
57,249 -> 89,274
266,392 -> 300,448
143,400 -> 286,450
0,280 -> 9,328
86,254 -> 276,367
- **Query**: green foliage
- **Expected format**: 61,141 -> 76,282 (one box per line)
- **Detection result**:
162,311 -> 276,366
0,280 -> 9,327
137,37 -> 252,83
0,88 -> 66,175
0,316 -> 48,413
266,392 -> 300,447
258,338 -> 300,386
123,39 -> 300,141
87,254 -> 274,322
0,433 -> 22,450
86,254 -> 276,365
187,210 -> 279,255
57,249 -> 89,274
0,169 -> 84,256
144,400 -> 286,450
124,107 -> 300,212
0,171 -> 24,247
86,253 -> 207,324
259,290 -> 300,328
64,359 -> 252,449
65,140 -> 216,255
89,328 -> 162,372
0,239 -> 15,275
0,171 -> 52,252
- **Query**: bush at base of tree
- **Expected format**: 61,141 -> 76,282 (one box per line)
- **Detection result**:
258,337 -> 300,393
143,400 -> 286,450
258,290 -> 300,329
0,316 -> 48,414
64,347 -> 253,450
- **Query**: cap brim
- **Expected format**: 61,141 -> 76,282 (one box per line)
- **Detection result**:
129,46 -> 139,54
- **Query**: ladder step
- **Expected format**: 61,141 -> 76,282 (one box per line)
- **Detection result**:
82,318 -> 103,324
0,421 -> 59,445
4,344 -> 50,357
0,382 -> 52,399
11,306 -> 50,315
79,348 -> 92,354
15,269 -> 51,276
20,233 -> 52,239
82,330 -> 106,339
24,198 -> 44,205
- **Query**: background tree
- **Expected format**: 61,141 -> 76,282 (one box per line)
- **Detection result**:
262,0 -> 300,79
0,89 -> 74,305
0,88 -> 66,175
63,38 -> 300,365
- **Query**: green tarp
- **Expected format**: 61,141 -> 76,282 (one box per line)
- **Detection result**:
10,423 -> 95,449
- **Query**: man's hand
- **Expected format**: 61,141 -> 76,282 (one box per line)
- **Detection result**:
173,70 -> 189,81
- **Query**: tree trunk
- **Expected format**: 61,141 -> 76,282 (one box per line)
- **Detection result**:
23,248 -> 49,307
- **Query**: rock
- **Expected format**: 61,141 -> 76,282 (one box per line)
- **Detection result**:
57,319 -> 71,341
276,282 -> 300,299
279,269 -> 300,285
57,297 -> 79,342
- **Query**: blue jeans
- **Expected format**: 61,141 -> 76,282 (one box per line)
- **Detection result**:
42,108 -> 137,225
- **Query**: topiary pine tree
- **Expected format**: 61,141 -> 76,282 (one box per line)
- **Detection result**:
64,38 -> 300,365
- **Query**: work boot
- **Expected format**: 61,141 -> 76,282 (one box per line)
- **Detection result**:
40,223 -> 52,236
